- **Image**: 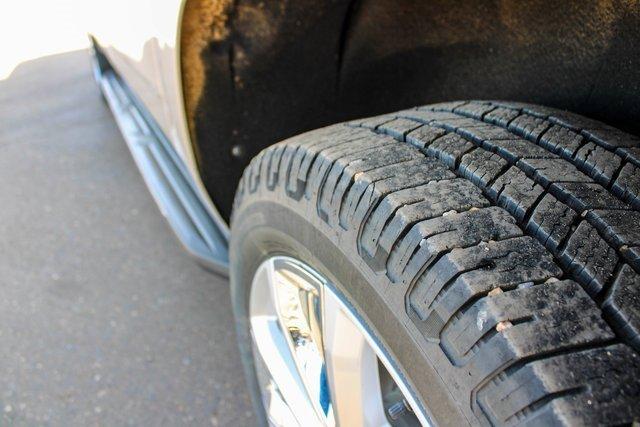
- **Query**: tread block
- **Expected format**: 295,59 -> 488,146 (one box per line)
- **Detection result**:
604,265 -> 640,349
492,101 -> 555,119
247,151 -> 265,192
538,124 -> 585,159
386,207 -> 522,284
477,344 -> 639,426
483,138 -> 558,164
360,179 -> 487,268
483,107 -> 520,127
582,127 -> 640,150
318,144 -> 421,224
517,157 -> 592,188
585,209 -> 640,250
339,159 -> 422,224
526,194 -> 578,254
405,126 -> 447,150
551,181 -> 629,212
409,236 -> 560,338
559,222 -> 619,296
352,113 -> 396,129
616,146 -> 640,168
423,101 -> 468,112
377,118 -> 423,140
467,328 -> 616,414
625,247 -> 640,274
453,103 -> 496,119
574,142 -> 622,186
285,126 -> 372,198
400,109 -> 465,125
489,168 -> 545,222
426,133 -> 476,168
359,180 -> 457,259
306,135 -> 395,200
459,149 -> 509,188
317,133 -> 395,162
612,162 -> 640,209
375,180 -> 489,266
266,145 -> 286,190
344,159 -> 454,230
441,281 -> 601,362
508,114 -> 551,142
455,123 -> 515,144
546,109 -> 603,131
431,117 -> 481,132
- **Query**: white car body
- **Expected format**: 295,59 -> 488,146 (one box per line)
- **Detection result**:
92,0 -> 207,211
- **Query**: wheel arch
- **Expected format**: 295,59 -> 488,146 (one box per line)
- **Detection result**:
179,0 -> 640,221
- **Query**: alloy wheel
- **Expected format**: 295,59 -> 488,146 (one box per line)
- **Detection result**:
249,256 -> 430,426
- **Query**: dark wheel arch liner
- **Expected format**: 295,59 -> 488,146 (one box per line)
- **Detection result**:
181,0 -> 640,221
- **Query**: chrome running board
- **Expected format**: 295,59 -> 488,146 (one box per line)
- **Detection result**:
97,67 -> 229,276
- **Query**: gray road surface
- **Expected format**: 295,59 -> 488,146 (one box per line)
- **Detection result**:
0,50 -> 255,426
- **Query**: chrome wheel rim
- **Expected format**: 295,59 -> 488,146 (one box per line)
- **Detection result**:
249,256 -> 430,426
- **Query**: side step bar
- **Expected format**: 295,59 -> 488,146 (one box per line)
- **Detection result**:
97,66 -> 229,276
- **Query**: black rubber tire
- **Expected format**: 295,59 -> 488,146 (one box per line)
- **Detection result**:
230,100 -> 640,426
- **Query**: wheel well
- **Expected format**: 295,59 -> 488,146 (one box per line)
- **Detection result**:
180,0 -> 640,221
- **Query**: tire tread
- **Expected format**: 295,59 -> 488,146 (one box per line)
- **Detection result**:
232,100 -> 640,425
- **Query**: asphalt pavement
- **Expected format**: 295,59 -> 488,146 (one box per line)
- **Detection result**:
0,50 -> 255,426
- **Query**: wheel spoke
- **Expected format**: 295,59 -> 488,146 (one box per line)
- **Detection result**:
249,259 -> 321,426
322,287 -> 390,427
270,258 -> 335,424
250,256 -> 429,427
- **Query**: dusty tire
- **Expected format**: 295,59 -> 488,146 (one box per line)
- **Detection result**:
230,100 -> 640,425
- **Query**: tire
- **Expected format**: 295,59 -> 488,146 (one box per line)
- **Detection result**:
230,100 -> 640,425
